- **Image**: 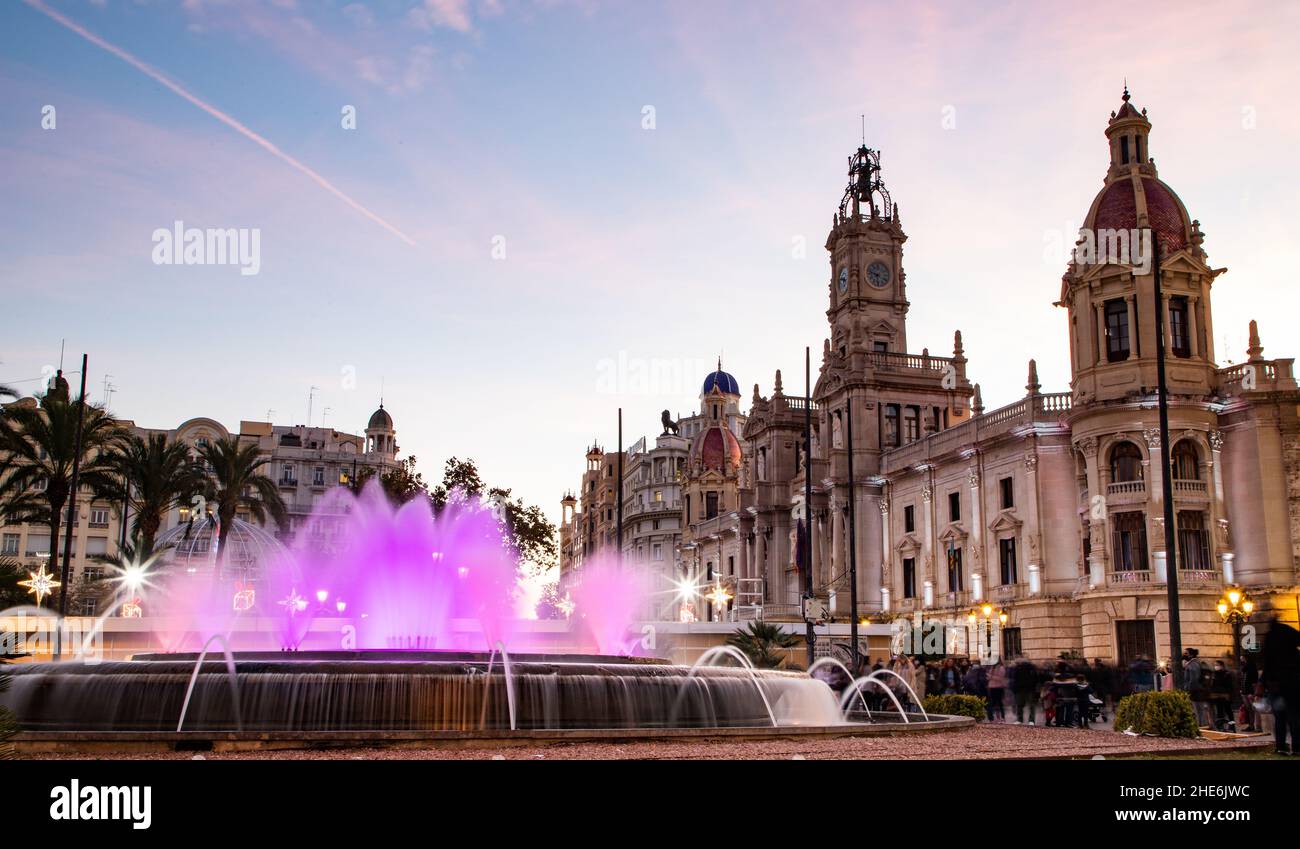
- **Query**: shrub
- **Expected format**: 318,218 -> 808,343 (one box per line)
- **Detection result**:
1114,690 -> 1200,738
0,656 -> 14,760
923,694 -> 986,720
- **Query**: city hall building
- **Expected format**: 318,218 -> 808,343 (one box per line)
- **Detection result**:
561,91 -> 1300,665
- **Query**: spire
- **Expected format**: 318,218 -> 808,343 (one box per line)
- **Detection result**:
972,383 -> 985,417
952,329 -> 965,361
1026,359 -> 1041,395
1122,79 -> 1130,103
1247,320 -> 1264,362
773,369 -> 784,395
752,383 -> 761,404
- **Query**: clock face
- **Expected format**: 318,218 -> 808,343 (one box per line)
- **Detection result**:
867,261 -> 891,288
837,266 -> 849,294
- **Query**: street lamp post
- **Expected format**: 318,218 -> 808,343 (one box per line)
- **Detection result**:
967,604 -> 1006,662
1216,585 -> 1254,687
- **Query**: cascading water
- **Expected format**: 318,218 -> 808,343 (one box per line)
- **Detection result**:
0,482 -> 950,733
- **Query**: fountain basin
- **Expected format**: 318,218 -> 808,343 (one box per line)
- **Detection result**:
4,650 -> 869,732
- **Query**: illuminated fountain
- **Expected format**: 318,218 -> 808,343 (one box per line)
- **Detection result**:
1,483 -> 961,737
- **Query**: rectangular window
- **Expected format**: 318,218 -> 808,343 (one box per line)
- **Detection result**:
948,492 -> 960,522
1,533 -> 18,555
902,557 -> 916,599
1000,476 -> 1014,510
903,505 -> 915,533
1116,620 -> 1157,667
82,566 -> 105,581
705,491 -> 719,519
1001,627 -> 1022,660
873,341 -> 888,353
1111,511 -> 1149,572
1176,510 -> 1211,571
999,537 -> 1018,585
884,405 -> 900,448
652,543 -> 662,560
88,508 -> 110,528
84,537 -> 108,557
946,546 -> 964,592
1169,296 -> 1190,358
1120,135 -> 1130,164
1105,298 -> 1131,362
281,464 -> 296,484
727,555 -> 735,576
313,466 -> 326,486
903,406 -> 920,443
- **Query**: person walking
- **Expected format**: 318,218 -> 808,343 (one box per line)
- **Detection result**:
1088,658 -> 1114,716
1209,659 -> 1234,731
1262,620 -> 1300,756
1184,649 -> 1209,728
1013,657 -> 1039,725
987,659 -> 1008,722
939,658 -> 962,695
1129,654 -> 1155,693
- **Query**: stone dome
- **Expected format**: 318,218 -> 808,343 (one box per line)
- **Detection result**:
1087,175 -> 1190,252
367,404 -> 393,430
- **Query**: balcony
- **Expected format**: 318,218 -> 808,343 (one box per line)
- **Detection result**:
1172,478 -> 1208,497
278,478 -> 299,489
1106,480 -> 1146,503
1104,569 -> 1220,588
881,392 -> 1072,474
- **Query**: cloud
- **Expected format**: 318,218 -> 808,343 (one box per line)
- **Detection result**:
409,0 -> 473,33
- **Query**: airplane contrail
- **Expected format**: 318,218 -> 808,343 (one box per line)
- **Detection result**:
23,0 -> 416,247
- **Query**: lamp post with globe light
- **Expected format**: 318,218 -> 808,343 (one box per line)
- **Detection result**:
967,604 -> 1008,662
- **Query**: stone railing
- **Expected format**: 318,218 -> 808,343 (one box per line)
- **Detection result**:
1218,358 -> 1297,395
867,350 -> 955,373
882,392 -> 1072,474
1107,480 -> 1146,497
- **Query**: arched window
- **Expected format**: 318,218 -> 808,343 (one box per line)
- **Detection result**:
1109,441 -> 1144,483
1171,440 -> 1200,480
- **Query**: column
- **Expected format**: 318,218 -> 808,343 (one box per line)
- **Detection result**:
967,462 -> 983,598
1125,295 -> 1138,361
1208,431 -> 1230,580
1162,294 -> 1173,353
1023,452 -> 1042,594
880,497 -> 892,603
1095,302 -> 1107,365
921,482 -> 934,603
1187,296 -> 1199,357
830,499 -> 843,596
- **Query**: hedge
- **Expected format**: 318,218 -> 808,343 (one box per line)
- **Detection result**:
923,694 -> 986,721
1114,690 -> 1200,738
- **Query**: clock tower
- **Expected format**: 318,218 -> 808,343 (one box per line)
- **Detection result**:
825,145 -> 909,356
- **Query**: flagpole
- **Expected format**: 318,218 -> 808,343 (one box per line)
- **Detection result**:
804,346 -> 815,668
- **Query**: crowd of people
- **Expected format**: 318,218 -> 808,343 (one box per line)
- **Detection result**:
828,621 -> 1300,755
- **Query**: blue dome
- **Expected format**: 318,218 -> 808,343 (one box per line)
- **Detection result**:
701,369 -> 740,396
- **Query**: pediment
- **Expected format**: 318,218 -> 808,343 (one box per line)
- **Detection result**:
895,533 -> 921,553
988,512 -> 1022,533
937,523 -> 968,543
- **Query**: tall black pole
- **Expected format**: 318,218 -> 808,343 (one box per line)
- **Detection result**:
55,353 -> 89,659
616,407 -> 624,557
1152,233 -> 1184,688
846,403 -> 860,669
804,347 -> 815,668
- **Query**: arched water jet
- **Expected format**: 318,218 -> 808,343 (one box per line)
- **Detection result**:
862,669 -> 929,720
839,675 -> 911,723
807,657 -> 871,718
669,645 -> 778,728
176,633 -> 243,732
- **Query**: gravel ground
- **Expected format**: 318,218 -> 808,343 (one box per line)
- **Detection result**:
21,724 -> 1274,760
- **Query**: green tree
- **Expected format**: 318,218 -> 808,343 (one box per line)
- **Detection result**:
0,394 -> 123,612
104,433 -> 204,553
349,455 -> 429,506
726,621 -> 801,669
195,437 -> 287,563
0,558 -> 27,610
430,457 -> 557,570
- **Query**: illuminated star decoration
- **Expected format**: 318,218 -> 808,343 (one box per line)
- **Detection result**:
705,580 -> 732,609
18,566 -> 61,606
277,588 -> 309,616
557,594 -> 576,618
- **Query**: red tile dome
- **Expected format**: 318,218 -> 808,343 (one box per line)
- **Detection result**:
1090,176 -> 1188,252
692,425 -> 742,473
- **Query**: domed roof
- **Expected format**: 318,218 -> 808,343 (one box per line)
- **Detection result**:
367,404 -> 393,430
1088,176 -> 1189,252
691,424 -> 743,473
701,367 -> 740,397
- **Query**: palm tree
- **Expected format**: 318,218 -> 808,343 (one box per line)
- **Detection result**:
0,395 -> 122,611
196,436 -> 287,564
105,433 -> 204,553
726,621 -> 802,669
0,385 -> 17,401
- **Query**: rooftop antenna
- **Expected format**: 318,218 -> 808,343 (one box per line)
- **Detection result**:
266,409 -> 275,421
307,385 -> 320,427
379,376 -> 385,408
58,338 -> 65,371
861,113 -> 866,145
102,374 -> 116,407
322,407 -> 333,427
